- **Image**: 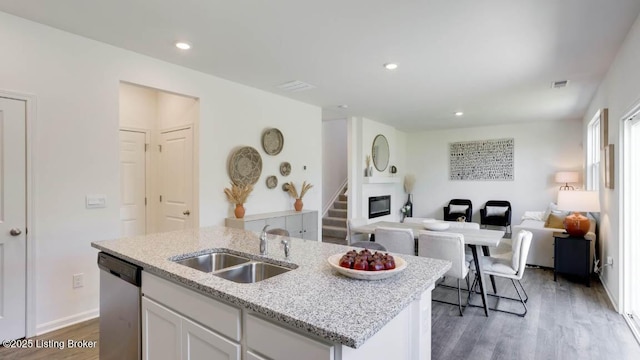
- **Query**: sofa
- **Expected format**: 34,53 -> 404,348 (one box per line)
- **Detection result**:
512,209 -> 595,269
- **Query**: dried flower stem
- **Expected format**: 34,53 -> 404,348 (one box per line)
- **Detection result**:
287,181 -> 313,199
224,182 -> 253,204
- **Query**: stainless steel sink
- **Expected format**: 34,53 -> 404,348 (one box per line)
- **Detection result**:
174,253 -> 250,273
213,262 -> 292,283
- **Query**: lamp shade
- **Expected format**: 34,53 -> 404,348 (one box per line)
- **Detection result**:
555,171 -> 580,184
557,190 -> 600,212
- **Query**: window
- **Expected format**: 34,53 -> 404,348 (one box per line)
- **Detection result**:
587,112 -> 601,190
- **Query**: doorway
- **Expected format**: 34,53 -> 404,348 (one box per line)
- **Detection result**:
623,105 -> 640,341
119,83 -> 199,236
0,96 -> 27,341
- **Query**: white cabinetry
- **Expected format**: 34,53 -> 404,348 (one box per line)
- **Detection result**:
142,297 -> 240,360
225,210 -> 318,240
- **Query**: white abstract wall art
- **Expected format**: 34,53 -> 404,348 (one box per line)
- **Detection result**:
449,138 -> 514,181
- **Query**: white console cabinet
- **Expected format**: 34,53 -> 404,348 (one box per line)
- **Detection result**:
225,210 -> 318,240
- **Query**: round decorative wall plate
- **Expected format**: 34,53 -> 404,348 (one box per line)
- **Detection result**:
266,175 -> 278,189
262,128 -> 284,156
228,146 -> 262,185
279,162 -> 291,176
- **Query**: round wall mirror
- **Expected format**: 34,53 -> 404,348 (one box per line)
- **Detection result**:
372,134 -> 390,171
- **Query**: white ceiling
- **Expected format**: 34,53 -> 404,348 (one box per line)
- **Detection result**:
2,0 -> 640,130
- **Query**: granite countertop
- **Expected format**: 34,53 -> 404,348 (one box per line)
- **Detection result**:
91,226 -> 450,348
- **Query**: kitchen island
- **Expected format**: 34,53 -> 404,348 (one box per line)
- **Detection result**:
92,226 -> 450,360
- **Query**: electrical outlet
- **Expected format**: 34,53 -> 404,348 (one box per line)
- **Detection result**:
73,273 -> 84,289
606,256 -> 614,266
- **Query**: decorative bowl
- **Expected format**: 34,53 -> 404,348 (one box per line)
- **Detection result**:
423,220 -> 450,231
327,253 -> 407,280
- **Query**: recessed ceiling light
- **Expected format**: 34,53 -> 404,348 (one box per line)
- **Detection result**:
383,63 -> 398,70
455,111 -> 464,116
338,104 -> 349,109
175,42 -> 191,50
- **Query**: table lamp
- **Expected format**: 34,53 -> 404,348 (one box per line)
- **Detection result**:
557,190 -> 600,237
555,171 -> 580,190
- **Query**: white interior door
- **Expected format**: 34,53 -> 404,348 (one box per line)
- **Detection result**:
159,128 -> 193,232
120,130 -> 147,236
0,96 -> 27,341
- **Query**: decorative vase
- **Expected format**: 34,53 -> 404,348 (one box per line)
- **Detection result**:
234,204 -> 245,218
404,194 -> 413,218
294,198 -> 303,211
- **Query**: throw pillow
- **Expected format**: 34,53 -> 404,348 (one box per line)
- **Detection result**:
486,206 -> 509,217
543,202 -> 557,221
449,204 -> 469,214
544,213 -> 565,229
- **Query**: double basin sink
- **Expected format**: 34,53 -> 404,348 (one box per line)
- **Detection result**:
172,251 -> 294,283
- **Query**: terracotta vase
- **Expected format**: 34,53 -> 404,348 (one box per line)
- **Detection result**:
294,198 -> 303,212
234,204 -> 245,218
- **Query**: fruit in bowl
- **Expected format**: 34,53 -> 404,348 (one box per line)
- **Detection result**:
423,219 -> 450,231
338,249 -> 396,271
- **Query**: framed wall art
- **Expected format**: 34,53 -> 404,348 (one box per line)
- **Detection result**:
604,143 -> 614,189
600,108 -> 609,149
449,138 -> 514,181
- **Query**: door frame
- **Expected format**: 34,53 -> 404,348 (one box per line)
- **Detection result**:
621,100 -> 640,342
0,90 -> 37,338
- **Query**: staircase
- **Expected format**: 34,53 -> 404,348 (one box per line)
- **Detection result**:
322,193 -> 348,242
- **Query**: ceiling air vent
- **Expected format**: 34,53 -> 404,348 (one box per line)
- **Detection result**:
276,80 -> 316,92
551,80 -> 569,89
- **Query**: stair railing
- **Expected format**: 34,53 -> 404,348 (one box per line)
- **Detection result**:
322,178 -> 348,218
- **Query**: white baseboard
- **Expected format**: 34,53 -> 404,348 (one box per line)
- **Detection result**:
598,274 -> 619,312
623,314 -> 640,346
36,308 -> 99,336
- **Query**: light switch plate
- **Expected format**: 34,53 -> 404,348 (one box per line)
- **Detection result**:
86,194 -> 107,209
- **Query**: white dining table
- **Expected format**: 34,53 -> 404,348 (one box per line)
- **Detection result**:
352,221 -> 504,317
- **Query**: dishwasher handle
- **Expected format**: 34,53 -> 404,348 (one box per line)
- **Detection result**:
97,252 -> 141,287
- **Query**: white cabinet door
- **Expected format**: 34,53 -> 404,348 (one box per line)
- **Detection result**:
244,219 -> 266,232
266,216 -> 286,229
245,350 -> 269,360
285,214 -> 303,238
302,212 -> 318,240
142,297 -> 182,360
182,318 -> 240,360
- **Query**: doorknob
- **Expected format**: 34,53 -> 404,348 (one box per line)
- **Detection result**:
10,228 -> 22,236
183,210 -> 191,216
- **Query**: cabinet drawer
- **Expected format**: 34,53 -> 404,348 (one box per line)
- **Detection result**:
245,314 -> 334,360
142,272 -> 241,341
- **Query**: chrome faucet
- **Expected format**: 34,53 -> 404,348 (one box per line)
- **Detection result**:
281,240 -> 290,258
260,225 -> 269,255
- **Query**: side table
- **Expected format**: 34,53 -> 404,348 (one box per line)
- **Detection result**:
553,232 -> 592,287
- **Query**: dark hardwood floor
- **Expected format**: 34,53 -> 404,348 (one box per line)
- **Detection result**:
1,268 -> 638,359
0,318 -> 98,360
432,267 -> 640,360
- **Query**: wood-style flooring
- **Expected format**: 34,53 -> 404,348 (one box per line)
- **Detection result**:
1,269 -> 638,359
432,268 -> 640,360
0,318 -> 98,360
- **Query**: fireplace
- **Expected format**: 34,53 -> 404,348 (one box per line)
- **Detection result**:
369,195 -> 391,219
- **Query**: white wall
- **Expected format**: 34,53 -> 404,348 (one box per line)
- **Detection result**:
349,117 -> 407,222
405,120 -> 583,223
0,11 -> 321,333
322,119 -> 348,211
582,13 -> 640,309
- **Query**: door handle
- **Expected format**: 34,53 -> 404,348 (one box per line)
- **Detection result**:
10,228 -> 22,236
183,210 -> 191,216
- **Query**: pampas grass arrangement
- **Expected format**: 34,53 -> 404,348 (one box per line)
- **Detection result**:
224,182 -> 253,204
287,181 -> 313,199
404,174 -> 416,194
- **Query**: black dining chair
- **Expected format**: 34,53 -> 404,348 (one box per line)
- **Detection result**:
443,199 -> 473,222
480,200 -> 512,234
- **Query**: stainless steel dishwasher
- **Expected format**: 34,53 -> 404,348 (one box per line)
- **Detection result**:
98,252 -> 142,360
